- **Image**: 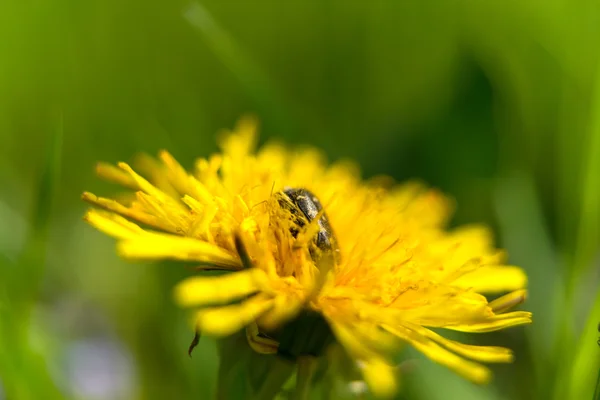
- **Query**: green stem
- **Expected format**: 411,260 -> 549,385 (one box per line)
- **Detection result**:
594,366 -> 600,400
293,356 -> 317,400
251,357 -> 294,400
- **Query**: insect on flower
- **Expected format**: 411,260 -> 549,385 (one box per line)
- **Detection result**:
254,188 -> 339,360
275,187 -> 340,266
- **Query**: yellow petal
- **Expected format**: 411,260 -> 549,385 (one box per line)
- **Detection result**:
383,286 -> 492,327
82,192 -> 168,232
488,290 -> 528,313
445,311 -> 532,333
361,358 -> 398,399
119,162 -> 184,211
196,295 -> 274,336
117,232 -> 240,267
159,150 -> 216,205
83,209 -> 145,240
174,269 -> 268,307
132,153 -> 181,200
453,265 -> 528,293
404,323 -> 513,363
257,295 -> 303,331
384,324 -> 491,384
95,162 -> 137,189
133,191 -> 185,230
158,150 -> 190,189
217,115 -> 258,157
194,154 -> 222,183
328,320 -> 398,362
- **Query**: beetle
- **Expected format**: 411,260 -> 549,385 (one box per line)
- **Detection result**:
275,187 -> 340,265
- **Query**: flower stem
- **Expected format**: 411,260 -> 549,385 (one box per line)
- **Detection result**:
594,366 -> 600,400
251,356 -> 294,400
293,356 -> 317,400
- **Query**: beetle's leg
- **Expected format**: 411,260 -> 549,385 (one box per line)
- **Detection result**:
246,322 -> 279,354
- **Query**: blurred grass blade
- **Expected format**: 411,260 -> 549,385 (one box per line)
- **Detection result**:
183,2 -> 264,91
566,292 -> 600,400
562,57 -> 600,400
249,355 -> 294,400
214,332 -> 252,399
0,112 -> 65,399
493,170 -> 559,399
573,60 -> 600,279
182,2 -> 311,137
14,111 -> 63,305
32,111 -> 63,236
294,356 -> 317,400
594,359 -> 600,400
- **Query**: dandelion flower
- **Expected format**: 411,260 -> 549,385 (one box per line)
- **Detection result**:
83,116 -> 532,398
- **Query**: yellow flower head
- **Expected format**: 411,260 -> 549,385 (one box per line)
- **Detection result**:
83,117 -> 531,398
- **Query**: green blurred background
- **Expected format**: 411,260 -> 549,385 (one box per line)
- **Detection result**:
1,1 -> 599,399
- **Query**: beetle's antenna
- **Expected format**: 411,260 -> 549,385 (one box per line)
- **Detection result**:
250,200 -> 268,211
